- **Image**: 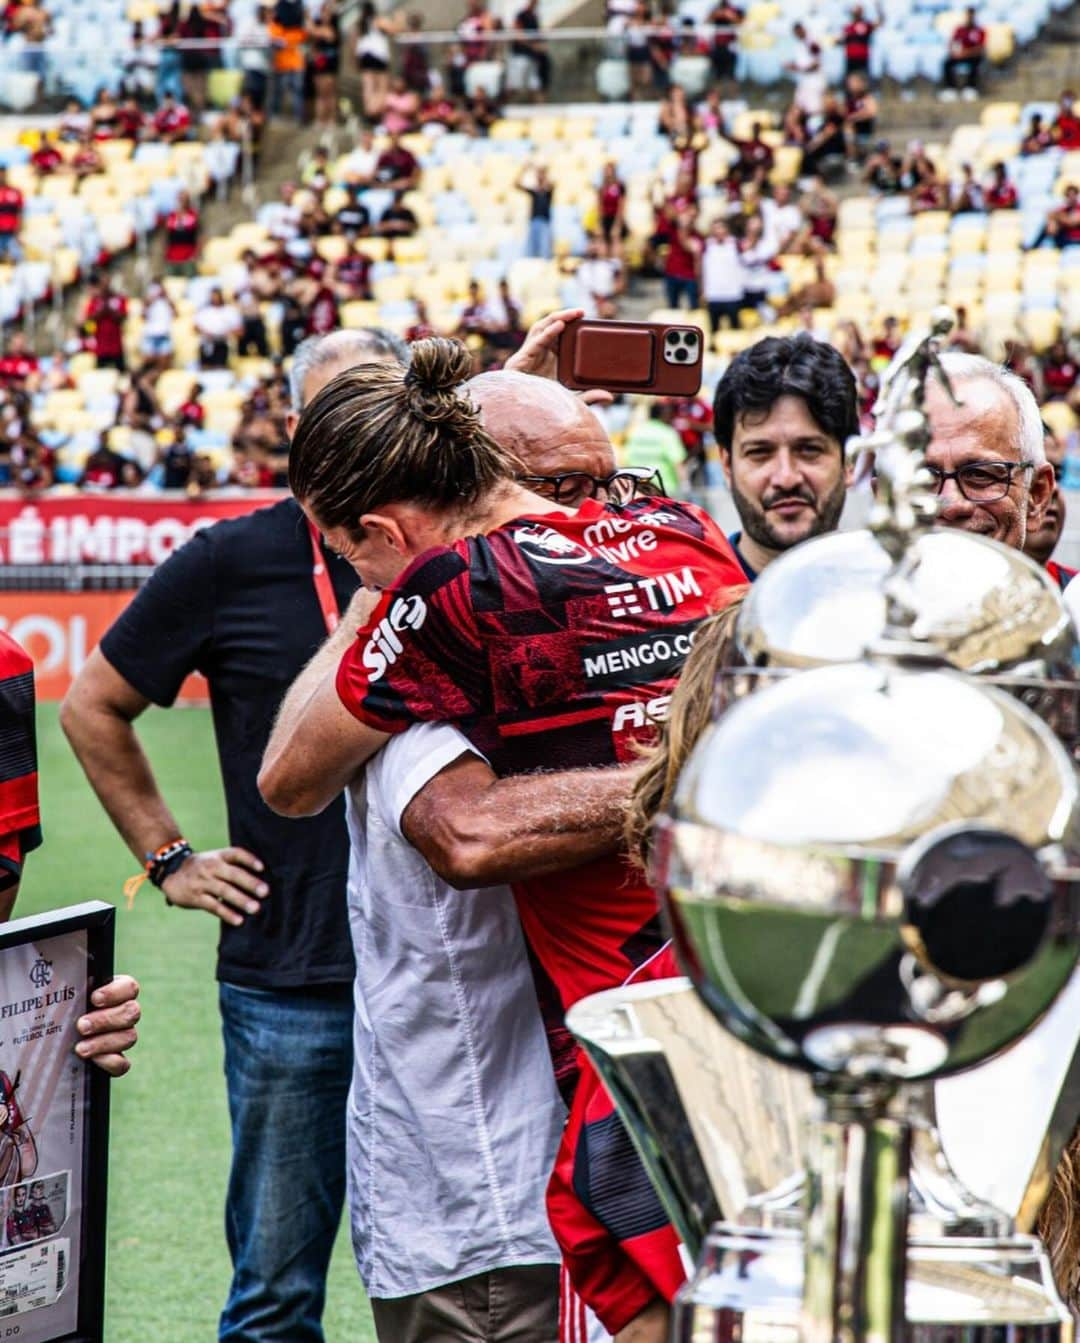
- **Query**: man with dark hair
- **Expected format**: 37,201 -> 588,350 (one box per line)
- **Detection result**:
713,333 -> 857,579
60,329 -> 406,1343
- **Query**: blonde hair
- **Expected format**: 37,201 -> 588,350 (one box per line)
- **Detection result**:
625,596 -> 746,868
289,337 -> 519,531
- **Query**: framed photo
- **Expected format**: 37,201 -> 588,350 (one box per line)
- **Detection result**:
0,902 -> 114,1343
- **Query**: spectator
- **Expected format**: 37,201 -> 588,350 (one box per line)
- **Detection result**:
401,13 -> 431,96
116,96 -> 145,140
80,435 -> 131,491
377,190 -> 418,237
841,3 -> 877,77
179,1 -> 230,117
732,118 -> 774,184
623,403 -> 687,493
1042,340 -> 1078,400
668,392 -> 714,487
269,0 -> 307,123
0,334 -> 38,388
307,0 -> 341,129
176,383 -> 205,429
698,86 -> 726,135
597,161 -> 626,259
512,0 -> 549,99
83,275 -> 128,370
334,184 -> 371,237
801,93 -> 846,176
300,145 -> 332,193
141,281 -> 176,366
948,305 -> 982,354
801,174 -> 838,248
1022,112 -> 1054,156
121,24 -> 159,105
941,5 -> 985,102
156,0 -> 184,102
646,3 -> 675,90
871,314 -> 901,365
1032,184 -> 1080,249
263,181 -> 302,240
195,288 -> 241,368
205,119 -> 240,197
151,91 -> 192,143
381,75 -> 420,135
406,298 -> 438,342
787,39 -> 826,122
466,85 -> 500,135
984,161 -> 1018,210
702,217 -> 744,332
90,87 -> 121,139
72,131 -> 105,181
483,279 -> 524,351
374,132 -> 420,191
624,2 -> 653,100
664,207 -> 703,309
332,238 -> 373,299
29,136 -> 61,177
340,128 -> 378,187
458,0 -> 496,65
58,99 -> 90,142
301,261 -> 340,336
707,0 -> 743,88
355,2 -> 400,120
573,233 -> 623,317
910,157 -> 947,212
419,89 -> 465,132
457,279 -> 488,338
236,3 -> 272,109
737,213 -> 776,315
863,140 -> 903,193
236,285 -> 270,357
0,168 -> 23,262
950,162 -> 984,213
658,84 -> 693,140
843,72 -> 878,166
164,190 -> 200,276
517,162 -> 554,259
159,427 -> 194,489
762,182 -> 804,254
1055,91 -> 1080,150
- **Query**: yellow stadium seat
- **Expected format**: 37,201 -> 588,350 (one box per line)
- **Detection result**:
488,120 -> 527,141
230,222 -> 269,251
986,23 -> 1014,64
913,210 -> 950,236
357,238 -> 390,263
67,352 -> 95,380
208,69 -> 244,109
1022,309 -> 1060,353
732,109 -> 777,140
390,236 -> 428,265
529,118 -> 561,143
200,236 -> 242,274
980,102 -> 1020,129
770,146 -> 802,186
399,133 -> 431,159
77,367 -> 121,400
372,273 -> 414,304
1041,400 -> 1077,435
341,300 -> 381,329
934,9 -> 964,38
234,357 -> 276,382
156,370 -> 197,414
315,236 -> 347,264
323,187 -> 349,216
39,175 -> 74,201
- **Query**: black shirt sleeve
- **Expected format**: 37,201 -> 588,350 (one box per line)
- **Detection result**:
99,529 -> 217,706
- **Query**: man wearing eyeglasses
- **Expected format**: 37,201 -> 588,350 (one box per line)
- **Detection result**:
924,353 -> 1054,552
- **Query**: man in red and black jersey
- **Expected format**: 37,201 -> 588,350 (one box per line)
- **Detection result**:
0,333 -> 38,388
841,2 -> 876,75
1054,91 -> 1080,151
164,190 -> 200,276
707,0 -> 742,84
261,351 -> 747,1337
151,91 -> 192,143
0,167 -> 22,262
1026,424 -> 1077,588
985,160 -> 1018,210
942,5 -> 985,98
82,274 -> 128,371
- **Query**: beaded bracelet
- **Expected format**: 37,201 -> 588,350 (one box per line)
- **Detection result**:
145,839 -> 194,891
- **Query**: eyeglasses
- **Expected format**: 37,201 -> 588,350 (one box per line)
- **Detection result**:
518,467 -> 666,505
923,460 -> 1035,502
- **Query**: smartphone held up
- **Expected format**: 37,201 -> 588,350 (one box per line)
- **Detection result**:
556,317 -> 705,397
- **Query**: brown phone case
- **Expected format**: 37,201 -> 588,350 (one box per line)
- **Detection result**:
556,317 -> 704,396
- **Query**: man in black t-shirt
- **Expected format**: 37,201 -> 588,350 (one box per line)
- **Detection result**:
60,326 -> 410,1343
517,162 -> 554,258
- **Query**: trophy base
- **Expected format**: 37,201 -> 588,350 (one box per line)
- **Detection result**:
673,1225 -> 1072,1343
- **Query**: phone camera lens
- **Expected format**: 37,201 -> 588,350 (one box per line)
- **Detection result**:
675,348 -> 688,362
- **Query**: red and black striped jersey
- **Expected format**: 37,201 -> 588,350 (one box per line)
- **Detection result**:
0,632 -> 41,891
337,496 -> 746,1022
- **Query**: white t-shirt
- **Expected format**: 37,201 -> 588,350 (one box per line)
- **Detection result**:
345,722 -> 563,1299
574,257 -> 621,316
195,303 -> 241,340
762,198 -> 804,253
702,236 -> 744,302
142,294 -> 174,338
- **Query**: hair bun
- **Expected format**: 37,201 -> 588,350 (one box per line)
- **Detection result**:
406,337 -> 472,395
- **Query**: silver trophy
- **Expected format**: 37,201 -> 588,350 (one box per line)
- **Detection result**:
568,311 -> 1080,1342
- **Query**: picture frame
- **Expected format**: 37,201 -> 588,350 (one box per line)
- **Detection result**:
0,901 -> 114,1343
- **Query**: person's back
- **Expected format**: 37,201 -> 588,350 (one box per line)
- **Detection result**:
623,414 -> 687,492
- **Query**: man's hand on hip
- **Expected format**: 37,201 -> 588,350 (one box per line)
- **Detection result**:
161,848 -> 269,926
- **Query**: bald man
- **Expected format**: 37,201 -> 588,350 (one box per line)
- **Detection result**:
337,370 -> 669,1343
61,328 -> 409,1343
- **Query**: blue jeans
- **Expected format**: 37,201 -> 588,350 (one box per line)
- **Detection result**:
156,47 -> 184,103
271,69 -> 304,122
526,216 -> 552,259
664,275 -> 700,309
219,983 -> 354,1343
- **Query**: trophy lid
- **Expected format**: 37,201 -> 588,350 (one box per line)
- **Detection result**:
734,527 -> 1075,678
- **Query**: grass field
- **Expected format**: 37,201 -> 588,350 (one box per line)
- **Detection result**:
21,704 -> 377,1343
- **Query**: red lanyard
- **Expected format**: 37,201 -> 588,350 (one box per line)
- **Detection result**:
306,519 -> 340,635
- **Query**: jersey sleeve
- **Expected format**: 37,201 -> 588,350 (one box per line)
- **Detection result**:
336,547 -> 491,734
98,528 -> 216,706
0,634 -> 41,888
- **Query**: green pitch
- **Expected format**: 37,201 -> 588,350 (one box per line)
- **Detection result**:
20,705 -> 377,1343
